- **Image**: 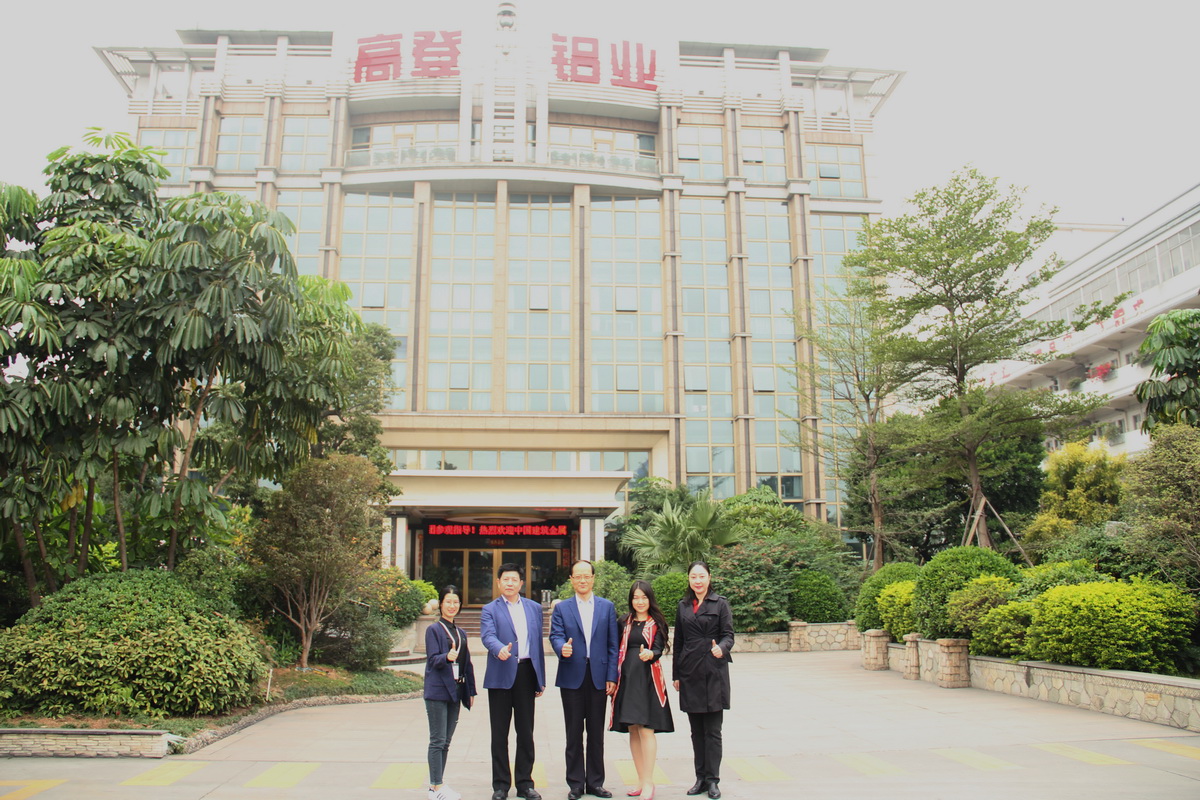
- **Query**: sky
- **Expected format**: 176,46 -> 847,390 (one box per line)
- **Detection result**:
4,0 -> 1198,252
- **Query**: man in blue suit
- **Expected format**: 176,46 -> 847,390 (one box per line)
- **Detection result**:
480,563 -> 547,800
550,560 -> 619,800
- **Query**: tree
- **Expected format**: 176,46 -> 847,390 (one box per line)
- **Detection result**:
617,490 -> 738,577
247,454 -> 387,668
1134,309 -> 1200,431
793,272 -> 912,571
1023,442 -> 1125,555
848,168 -> 1117,547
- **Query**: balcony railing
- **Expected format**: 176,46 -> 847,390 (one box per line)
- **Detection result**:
344,145 -> 660,176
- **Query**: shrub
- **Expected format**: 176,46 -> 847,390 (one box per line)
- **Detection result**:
854,562 -> 921,632
652,572 -> 690,627
972,601 -> 1036,658
876,580 -> 918,641
360,568 -> 425,628
555,560 -> 634,615
312,603 -> 395,671
175,544 -> 251,619
1027,578 -> 1198,673
0,570 -> 265,717
946,576 -> 1017,637
412,580 -> 439,608
713,530 -> 857,632
1014,559 -> 1111,601
912,546 -> 1021,639
789,570 -> 850,623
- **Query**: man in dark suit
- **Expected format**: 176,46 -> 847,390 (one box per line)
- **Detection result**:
549,560 -> 619,800
480,563 -> 547,800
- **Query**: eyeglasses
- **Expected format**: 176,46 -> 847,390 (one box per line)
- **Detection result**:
571,574 -> 594,581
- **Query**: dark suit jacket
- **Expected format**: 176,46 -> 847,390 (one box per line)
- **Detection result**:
480,595 -> 547,691
549,595 -> 620,689
672,593 -> 735,713
424,619 -> 477,705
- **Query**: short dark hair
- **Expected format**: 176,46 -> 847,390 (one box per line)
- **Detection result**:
497,562 -> 524,580
439,585 -> 461,607
570,559 -> 595,576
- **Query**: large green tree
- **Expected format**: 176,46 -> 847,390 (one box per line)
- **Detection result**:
1134,309 -> 1200,431
848,168 -> 1115,548
1122,423 -> 1200,591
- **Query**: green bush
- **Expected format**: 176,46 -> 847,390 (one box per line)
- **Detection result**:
912,546 -> 1021,639
555,560 -> 634,615
876,580 -> 918,641
946,576 -> 1017,637
652,572 -> 690,627
854,562 -> 921,632
412,579 -> 438,607
1027,578 -> 1197,673
176,544 -> 251,619
1014,559 -> 1111,600
360,568 -> 426,628
0,570 -> 265,717
312,603 -> 395,671
971,600 -> 1036,658
789,570 -> 850,623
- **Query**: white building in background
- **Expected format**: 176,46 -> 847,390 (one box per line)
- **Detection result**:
93,5 -> 903,600
985,183 -> 1200,455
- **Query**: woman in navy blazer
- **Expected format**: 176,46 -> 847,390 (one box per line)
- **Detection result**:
424,585 -> 477,800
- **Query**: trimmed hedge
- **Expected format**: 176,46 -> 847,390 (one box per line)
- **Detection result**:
1026,578 -> 1197,673
876,580 -> 918,642
854,562 -> 921,632
0,570 -> 266,717
946,576 -> 1017,638
652,572 -> 689,627
789,570 -> 850,623
912,547 -> 1020,639
360,568 -> 426,628
971,600 -> 1036,658
1014,559 -> 1111,601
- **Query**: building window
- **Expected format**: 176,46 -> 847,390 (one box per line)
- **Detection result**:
215,116 -> 263,172
804,144 -> 864,198
138,128 -> 197,184
547,126 -> 656,174
276,190 -> 325,276
347,122 -> 458,167
740,128 -> 786,182
280,117 -> 330,172
677,126 -> 724,181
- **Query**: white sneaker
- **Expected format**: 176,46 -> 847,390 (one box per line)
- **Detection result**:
428,788 -> 448,800
441,785 -> 463,800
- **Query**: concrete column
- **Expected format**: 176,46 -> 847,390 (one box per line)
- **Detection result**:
579,518 -> 593,562
936,638 -> 971,689
789,620 -> 809,652
380,515 -> 394,567
395,516 -> 410,573
861,629 -> 890,670
902,633 -> 921,681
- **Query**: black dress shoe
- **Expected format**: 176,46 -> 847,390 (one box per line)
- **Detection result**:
706,783 -> 720,799
685,781 -> 707,796
568,792 -> 583,800
587,788 -> 612,799
518,790 -> 542,800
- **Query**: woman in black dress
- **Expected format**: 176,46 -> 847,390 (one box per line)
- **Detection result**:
610,579 -> 673,800
672,561 -> 733,800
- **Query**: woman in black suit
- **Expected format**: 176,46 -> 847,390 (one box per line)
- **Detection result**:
424,585 -> 477,800
671,562 -> 733,800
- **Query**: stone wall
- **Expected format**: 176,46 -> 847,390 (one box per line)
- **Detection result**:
0,728 -> 171,758
863,630 -> 1200,733
732,621 -> 860,653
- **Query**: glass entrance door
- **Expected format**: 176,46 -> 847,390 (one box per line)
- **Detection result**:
450,548 -> 561,606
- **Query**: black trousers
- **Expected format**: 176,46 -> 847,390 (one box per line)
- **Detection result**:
687,710 -> 723,783
560,661 -> 608,791
489,659 -> 539,792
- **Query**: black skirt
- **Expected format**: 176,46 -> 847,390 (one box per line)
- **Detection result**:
611,620 -> 674,734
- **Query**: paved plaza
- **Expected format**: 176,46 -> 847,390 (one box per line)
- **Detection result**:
2,650 -> 1199,799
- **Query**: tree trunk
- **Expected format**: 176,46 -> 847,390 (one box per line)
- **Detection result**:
66,505 -> 78,565
112,456 -> 128,571
78,477 -> 96,577
965,446 -> 993,548
29,518 -> 58,593
11,522 -> 42,608
869,469 -> 885,572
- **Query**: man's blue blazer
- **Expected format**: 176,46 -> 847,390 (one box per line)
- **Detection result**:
549,595 -> 619,690
479,595 -> 547,691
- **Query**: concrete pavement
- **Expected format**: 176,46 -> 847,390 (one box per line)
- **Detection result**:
2,650 -> 1199,799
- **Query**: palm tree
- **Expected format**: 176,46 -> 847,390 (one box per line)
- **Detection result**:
617,490 -> 740,577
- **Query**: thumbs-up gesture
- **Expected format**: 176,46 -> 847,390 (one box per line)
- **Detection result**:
562,637 -> 574,658
710,639 -> 723,658
447,644 -> 458,662
499,642 -> 513,661
639,643 -> 652,662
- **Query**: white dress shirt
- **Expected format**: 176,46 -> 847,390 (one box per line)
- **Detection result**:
576,594 -> 594,659
505,596 -> 530,660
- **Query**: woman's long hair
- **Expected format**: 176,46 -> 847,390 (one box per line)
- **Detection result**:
622,579 -> 670,654
681,560 -> 712,603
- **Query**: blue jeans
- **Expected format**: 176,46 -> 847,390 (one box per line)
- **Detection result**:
426,698 -> 462,785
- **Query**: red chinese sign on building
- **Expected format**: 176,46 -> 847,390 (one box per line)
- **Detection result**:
353,31 -> 462,82
352,31 -> 657,90
428,523 -> 570,537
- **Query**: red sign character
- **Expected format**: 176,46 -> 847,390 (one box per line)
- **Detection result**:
412,30 -> 462,78
552,35 -> 601,84
354,34 -> 404,82
610,41 -> 658,90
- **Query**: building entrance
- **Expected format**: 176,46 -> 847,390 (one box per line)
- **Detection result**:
429,548 -> 562,606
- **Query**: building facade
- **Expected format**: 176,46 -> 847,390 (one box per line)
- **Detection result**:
984,183 -> 1200,455
96,8 -> 902,603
